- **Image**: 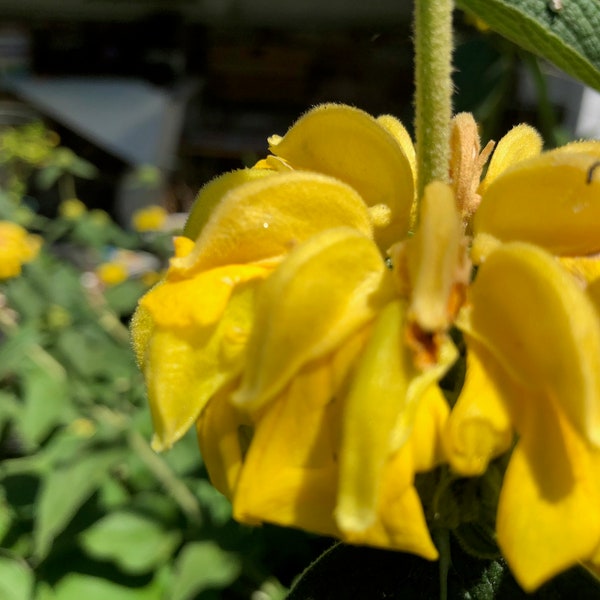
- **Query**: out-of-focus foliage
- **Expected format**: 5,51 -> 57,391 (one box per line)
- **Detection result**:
0,122 -> 319,600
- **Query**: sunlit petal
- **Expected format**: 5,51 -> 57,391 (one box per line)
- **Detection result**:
234,228 -> 394,411
183,168 -> 274,240
172,171 -> 374,275
268,103 -> 415,249
474,153 -> 600,255
478,123 -> 542,195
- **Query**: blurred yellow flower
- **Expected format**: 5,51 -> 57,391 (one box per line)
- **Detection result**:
0,221 -> 41,279
132,205 -> 168,232
96,262 -> 128,286
58,198 -> 87,220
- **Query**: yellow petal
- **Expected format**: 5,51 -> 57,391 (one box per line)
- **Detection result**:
392,182 -> 469,332
335,300 -> 451,537
196,383 -> 252,500
335,301 -> 412,533
140,264 -> 268,329
376,114 -> 417,188
344,472 -> 439,560
409,383 -> 450,473
234,227 -> 393,411
232,355 -> 342,536
183,168 -> 274,240
444,342 -> 513,476
478,123 -> 542,196
474,152 -> 600,255
589,278 -> 600,312
145,283 -> 259,450
559,254 -> 600,287
549,139 -> 600,158
460,242 -> 600,447
497,395 -> 600,591
269,103 -> 415,249
172,171 -> 374,275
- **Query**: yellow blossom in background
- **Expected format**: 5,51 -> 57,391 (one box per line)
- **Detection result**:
96,261 -> 128,286
131,103 -> 600,592
132,205 -> 168,232
0,221 -> 42,280
58,198 -> 87,220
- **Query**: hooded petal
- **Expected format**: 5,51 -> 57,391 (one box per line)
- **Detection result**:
497,392 -> 600,591
474,152 -> 600,256
460,242 -> 600,447
268,104 -> 415,249
172,171 -> 374,275
234,227 -> 394,411
444,342 -> 513,476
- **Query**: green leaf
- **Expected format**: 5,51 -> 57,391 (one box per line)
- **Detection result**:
79,511 -> 180,574
170,541 -> 242,600
103,279 -> 147,317
33,448 -> 124,559
456,0 -> 600,91
51,572 -> 166,600
0,556 -> 34,600
19,360 -> 72,447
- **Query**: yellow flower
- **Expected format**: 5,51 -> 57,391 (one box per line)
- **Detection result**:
96,262 -> 128,286
0,221 -> 41,279
131,102 -> 600,592
132,205 -> 168,232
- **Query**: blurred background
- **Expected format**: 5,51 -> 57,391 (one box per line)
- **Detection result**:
1,0 -> 598,226
1,2 -> 599,600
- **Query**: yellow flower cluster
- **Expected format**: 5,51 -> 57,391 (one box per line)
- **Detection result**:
131,104 -> 600,591
0,221 -> 42,280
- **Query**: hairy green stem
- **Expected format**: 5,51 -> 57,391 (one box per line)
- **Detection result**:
414,0 -> 454,204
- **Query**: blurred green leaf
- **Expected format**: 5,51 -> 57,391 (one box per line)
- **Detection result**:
20,360 -> 72,447
34,448 -> 125,559
170,541 -> 242,600
51,572 -> 166,600
0,556 -> 34,600
103,279 -> 147,317
35,166 -> 62,191
456,0 -> 600,91
0,390 -> 20,431
79,511 -> 181,575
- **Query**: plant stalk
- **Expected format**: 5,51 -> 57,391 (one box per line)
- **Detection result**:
414,0 -> 454,205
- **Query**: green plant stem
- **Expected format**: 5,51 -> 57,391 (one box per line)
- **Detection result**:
414,0 -> 454,206
127,430 -> 203,523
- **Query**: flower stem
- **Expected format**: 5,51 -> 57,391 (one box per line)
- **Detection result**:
414,0 -> 454,204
